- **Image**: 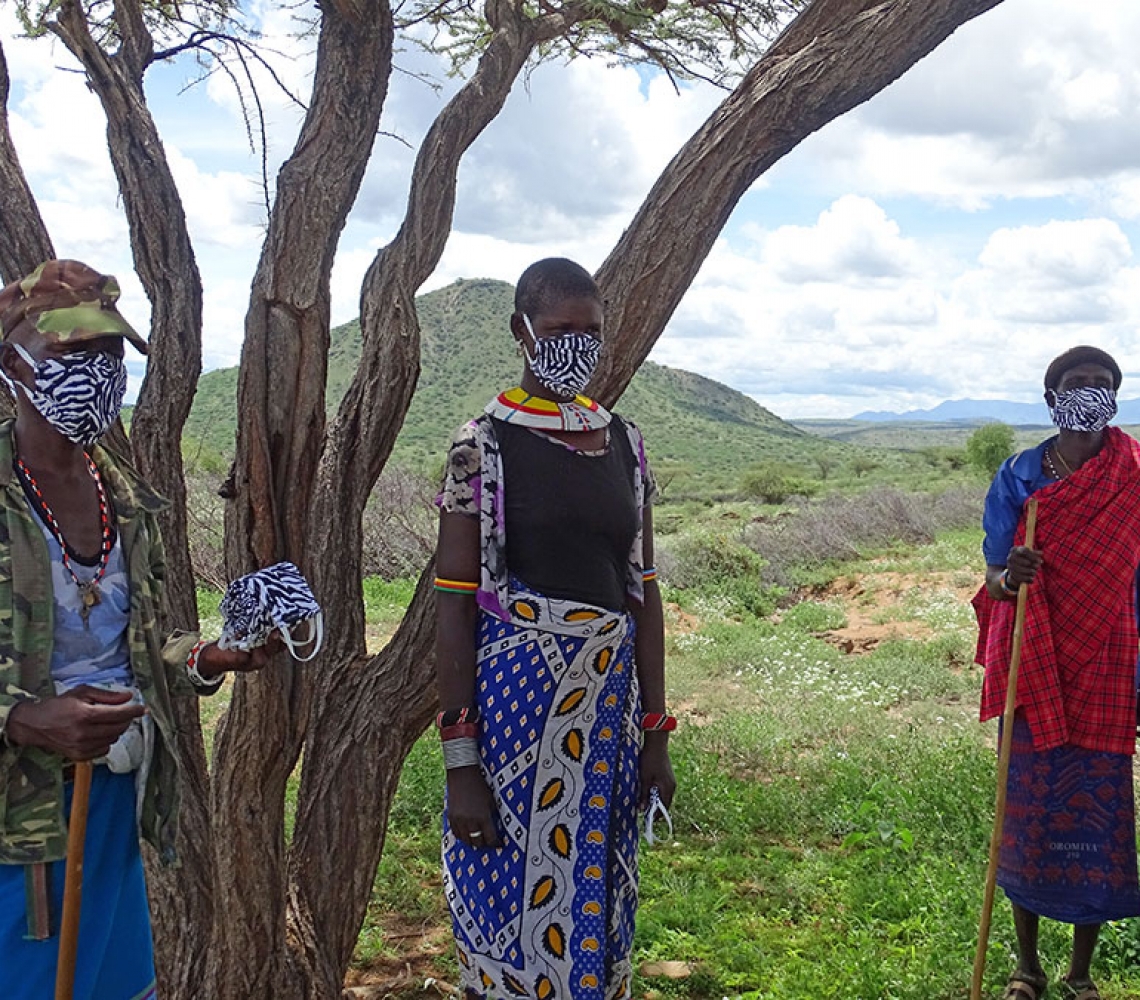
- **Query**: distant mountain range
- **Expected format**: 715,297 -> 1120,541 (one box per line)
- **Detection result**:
853,398 -> 1140,425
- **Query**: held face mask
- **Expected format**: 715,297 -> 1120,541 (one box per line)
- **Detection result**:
522,314 -> 601,398
1048,385 -> 1118,433
218,561 -> 324,662
7,343 -> 127,446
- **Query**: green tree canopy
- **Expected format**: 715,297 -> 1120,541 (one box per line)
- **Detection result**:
966,421 -> 1016,477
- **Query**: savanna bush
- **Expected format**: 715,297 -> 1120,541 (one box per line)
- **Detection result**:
186,469 -> 226,589
362,466 -> 437,579
743,485 -> 984,585
656,528 -> 763,589
184,464 -> 437,589
966,421 -> 1015,477
657,528 -> 783,618
740,464 -> 819,504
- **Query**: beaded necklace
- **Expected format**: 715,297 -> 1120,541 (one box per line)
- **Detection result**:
1052,443 -> 1076,475
15,454 -> 113,628
485,386 -> 611,431
1043,447 -> 1066,480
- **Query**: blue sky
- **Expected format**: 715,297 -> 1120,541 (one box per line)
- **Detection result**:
3,0 -> 1139,419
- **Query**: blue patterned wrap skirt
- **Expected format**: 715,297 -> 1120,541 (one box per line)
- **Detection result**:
443,581 -> 642,1000
998,715 -> 1140,924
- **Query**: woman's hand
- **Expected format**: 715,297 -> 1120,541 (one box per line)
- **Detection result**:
447,766 -> 501,848
639,732 -> 675,810
1006,545 -> 1044,589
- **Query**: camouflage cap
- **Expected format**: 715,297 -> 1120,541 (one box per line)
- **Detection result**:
0,259 -> 148,355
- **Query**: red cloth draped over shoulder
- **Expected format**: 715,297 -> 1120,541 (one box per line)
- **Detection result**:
974,426 -> 1140,754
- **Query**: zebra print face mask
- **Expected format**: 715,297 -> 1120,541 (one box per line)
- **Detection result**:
522,315 -> 601,398
1047,385 -> 1117,433
8,343 -> 127,446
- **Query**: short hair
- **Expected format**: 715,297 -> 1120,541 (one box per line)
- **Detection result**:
514,258 -> 600,318
1044,345 -> 1122,391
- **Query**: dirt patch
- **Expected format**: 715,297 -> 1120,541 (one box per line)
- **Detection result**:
346,916 -> 454,998
664,602 -> 701,635
814,568 -> 979,654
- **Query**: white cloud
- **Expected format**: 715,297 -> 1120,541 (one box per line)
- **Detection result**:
761,196 -> 920,283
652,200 -> 1140,418
786,0 -> 1140,208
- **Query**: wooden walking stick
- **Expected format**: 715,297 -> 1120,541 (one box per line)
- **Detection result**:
970,497 -> 1039,1000
55,760 -> 94,1000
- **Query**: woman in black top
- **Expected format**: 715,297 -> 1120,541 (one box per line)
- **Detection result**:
433,258 -> 674,1000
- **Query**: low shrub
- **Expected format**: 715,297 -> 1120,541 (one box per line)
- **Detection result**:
742,485 -> 984,585
657,528 -> 763,590
362,466 -> 436,579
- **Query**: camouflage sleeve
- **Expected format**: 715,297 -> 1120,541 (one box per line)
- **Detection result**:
163,631 -> 205,698
0,673 -> 39,748
144,511 -> 208,699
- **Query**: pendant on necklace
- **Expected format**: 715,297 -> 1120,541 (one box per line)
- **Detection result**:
78,581 -> 101,628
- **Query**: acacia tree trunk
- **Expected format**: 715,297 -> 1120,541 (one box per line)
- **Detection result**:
46,3 -> 211,995
210,0 -> 395,995
0,40 -> 54,286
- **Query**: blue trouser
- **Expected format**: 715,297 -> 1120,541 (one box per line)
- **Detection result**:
0,767 -> 156,1000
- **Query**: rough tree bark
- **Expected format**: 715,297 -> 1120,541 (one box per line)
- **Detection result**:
210,0 -> 395,995
37,3 -> 212,994
291,1 -> 610,981
0,40 -> 54,285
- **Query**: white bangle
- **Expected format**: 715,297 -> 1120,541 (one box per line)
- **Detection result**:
186,640 -> 223,690
442,737 -> 481,770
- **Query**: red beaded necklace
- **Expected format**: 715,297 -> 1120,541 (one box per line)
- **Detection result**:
14,454 -> 114,627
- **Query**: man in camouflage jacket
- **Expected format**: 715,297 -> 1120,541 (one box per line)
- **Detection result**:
0,260 -> 273,999
0,419 -> 200,867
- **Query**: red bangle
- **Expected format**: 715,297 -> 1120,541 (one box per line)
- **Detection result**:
185,640 -> 219,688
436,707 -> 481,729
640,713 -> 677,732
439,723 -> 479,742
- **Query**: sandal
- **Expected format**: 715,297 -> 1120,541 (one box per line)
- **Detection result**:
1003,973 -> 1047,1000
1059,980 -> 1100,1000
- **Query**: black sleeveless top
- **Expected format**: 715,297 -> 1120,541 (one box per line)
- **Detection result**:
495,417 -> 638,612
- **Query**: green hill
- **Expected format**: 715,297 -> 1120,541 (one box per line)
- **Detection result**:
179,278 -> 900,496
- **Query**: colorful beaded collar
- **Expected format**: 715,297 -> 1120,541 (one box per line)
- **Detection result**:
485,386 -> 611,432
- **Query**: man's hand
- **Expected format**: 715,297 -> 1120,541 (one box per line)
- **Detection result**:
5,686 -> 146,761
194,634 -> 284,681
1006,545 -> 1044,588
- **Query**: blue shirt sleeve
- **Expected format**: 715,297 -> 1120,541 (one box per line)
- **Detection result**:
981,441 -> 1052,566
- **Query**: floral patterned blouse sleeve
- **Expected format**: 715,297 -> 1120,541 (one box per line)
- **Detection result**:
643,458 -> 659,507
436,421 -> 481,517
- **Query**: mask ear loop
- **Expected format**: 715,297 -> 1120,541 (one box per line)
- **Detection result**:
1,343 -> 37,398
521,314 -> 539,367
643,786 -> 673,845
281,613 -> 324,662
